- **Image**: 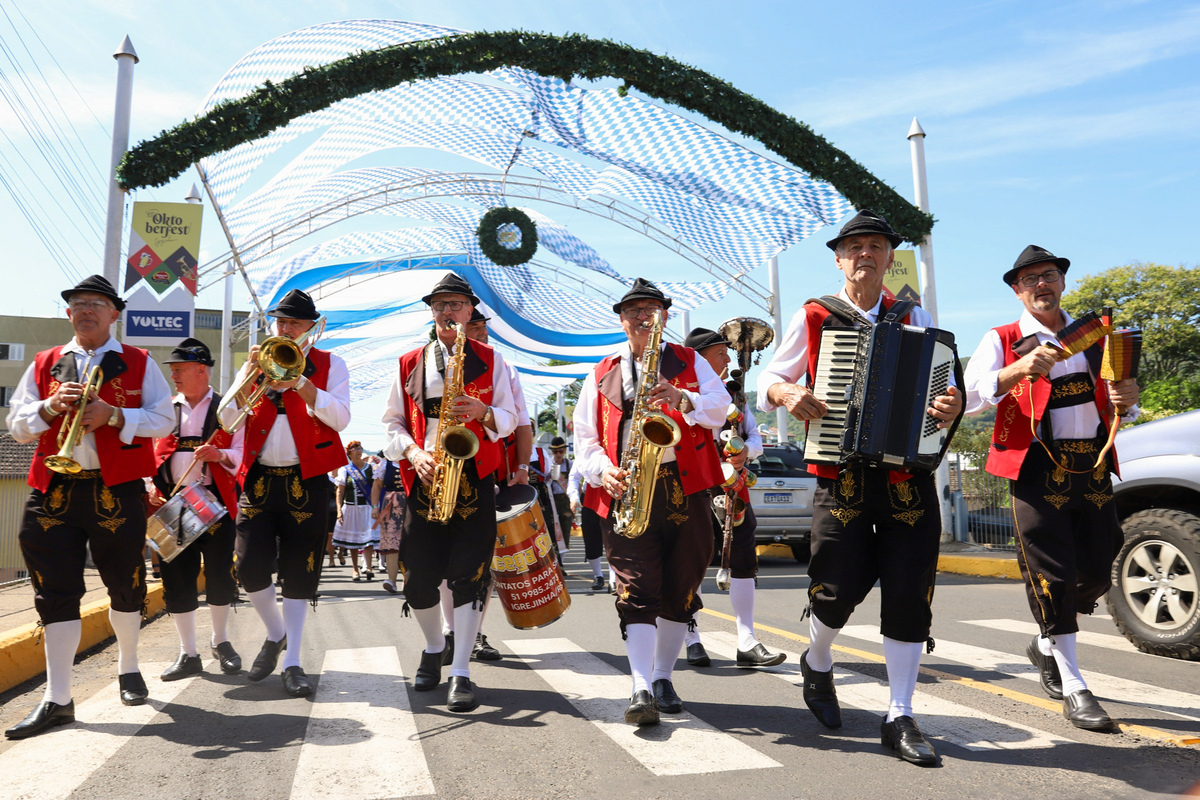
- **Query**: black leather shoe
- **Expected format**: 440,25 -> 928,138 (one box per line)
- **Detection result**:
4,700 -> 74,739
160,653 -> 203,682
119,672 -> 149,706
590,576 -> 607,592
1025,636 -> 1063,700
281,665 -> 313,698
652,679 -> 683,713
1063,689 -> 1115,731
472,633 -> 501,661
247,637 -> 286,683
881,715 -> 938,766
441,632 -> 455,667
800,650 -> 842,729
685,642 -> 711,667
737,643 -> 787,668
447,676 -> 478,712
212,641 -> 242,674
624,689 -> 660,726
414,649 -> 444,691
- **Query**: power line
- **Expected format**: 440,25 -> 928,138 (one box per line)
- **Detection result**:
0,147 -> 86,284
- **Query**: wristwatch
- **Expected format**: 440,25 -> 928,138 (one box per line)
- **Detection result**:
517,464 -> 529,472
482,406 -> 495,426
295,375 -> 309,391
107,406 -> 121,427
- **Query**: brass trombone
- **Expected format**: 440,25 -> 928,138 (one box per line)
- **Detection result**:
45,351 -> 104,475
216,316 -> 325,434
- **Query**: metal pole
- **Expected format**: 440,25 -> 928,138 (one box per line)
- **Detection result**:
556,389 -> 565,438
908,117 -> 952,539
102,36 -> 138,288
680,310 -> 691,341
769,255 -> 787,443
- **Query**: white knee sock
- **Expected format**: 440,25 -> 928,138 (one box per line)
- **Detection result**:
450,603 -> 483,679
42,620 -> 81,705
413,605 -> 446,654
625,623 -> 656,694
1038,633 -> 1053,656
246,585 -> 286,642
883,636 -> 923,722
651,619 -> 689,683
439,580 -> 454,635
588,557 -> 603,579
279,598 -> 307,670
173,610 -> 198,657
806,614 -> 840,672
209,604 -> 231,646
109,609 -> 141,675
730,578 -> 759,651
1049,633 -> 1087,696
608,564 -> 616,587
684,614 -> 701,646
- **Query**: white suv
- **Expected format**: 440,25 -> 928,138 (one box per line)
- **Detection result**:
748,442 -> 817,562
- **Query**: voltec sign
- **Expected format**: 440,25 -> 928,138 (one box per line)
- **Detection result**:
121,285 -> 194,346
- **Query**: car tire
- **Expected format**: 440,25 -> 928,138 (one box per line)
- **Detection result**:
791,542 -> 810,564
1106,508 -> 1200,660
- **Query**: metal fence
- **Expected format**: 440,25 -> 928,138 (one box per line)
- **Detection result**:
947,453 -> 1016,551
0,434 -> 33,586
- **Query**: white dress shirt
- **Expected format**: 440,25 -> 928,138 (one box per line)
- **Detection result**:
566,460 -> 585,506
6,336 -> 174,468
166,389 -> 243,488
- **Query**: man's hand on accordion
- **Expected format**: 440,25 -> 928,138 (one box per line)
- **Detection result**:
927,385 -> 963,430
773,383 -> 828,421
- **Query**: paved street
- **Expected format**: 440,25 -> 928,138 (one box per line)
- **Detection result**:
1,548 -> 1198,800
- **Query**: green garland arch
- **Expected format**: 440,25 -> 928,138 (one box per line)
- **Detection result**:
476,206 -> 538,266
117,30 -> 933,244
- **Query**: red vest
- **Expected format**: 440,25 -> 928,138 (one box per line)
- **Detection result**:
236,348 -> 346,483
154,393 -> 238,512
29,344 -> 156,491
803,300 -> 914,483
984,321 -> 1117,480
394,338 -> 502,495
583,343 -> 724,518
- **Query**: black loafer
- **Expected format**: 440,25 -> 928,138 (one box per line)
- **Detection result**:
119,672 -> 149,706
160,653 -> 203,682
1025,636 -> 1063,700
281,665 -> 313,698
800,650 -> 841,729
881,715 -> 938,766
624,689 -> 660,726
447,676 -> 478,712
212,641 -> 242,674
652,679 -> 683,713
1063,689 -> 1116,731
472,633 -> 501,662
590,576 -> 607,592
4,700 -> 75,739
414,649 -> 444,691
737,643 -> 787,668
685,642 -> 711,667
247,637 -> 286,683
441,632 -> 455,667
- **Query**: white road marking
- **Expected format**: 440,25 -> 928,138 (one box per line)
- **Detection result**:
840,625 -> 1200,722
0,662 -> 202,800
962,618 -> 1140,653
505,637 -> 781,776
702,632 -> 1073,752
290,647 -> 434,800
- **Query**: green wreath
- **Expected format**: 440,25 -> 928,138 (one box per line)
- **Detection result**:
477,206 -> 538,266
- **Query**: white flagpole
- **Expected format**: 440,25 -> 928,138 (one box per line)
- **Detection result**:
769,255 -> 787,443
102,36 -> 138,288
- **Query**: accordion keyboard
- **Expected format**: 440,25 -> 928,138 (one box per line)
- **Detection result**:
804,329 -> 864,465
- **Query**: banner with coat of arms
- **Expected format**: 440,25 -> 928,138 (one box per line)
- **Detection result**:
124,202 -> 203,295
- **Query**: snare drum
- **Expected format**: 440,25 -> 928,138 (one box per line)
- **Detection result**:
146,484 -> 227,563
490,484 -> 570,629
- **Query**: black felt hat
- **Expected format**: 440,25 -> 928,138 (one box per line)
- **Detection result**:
825,209 -> 903,251
468,307 -> 491,323
550,436 -> 568,449
1003,245 -> 1071,286
163,337 -> 214,366
267,289 -> 320,320
61,274 -> 125,311
612,277 -> 672,314
421,273 -> 480,306
683,327 -> 729,352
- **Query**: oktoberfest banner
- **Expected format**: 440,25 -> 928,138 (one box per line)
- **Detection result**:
884,249 -> 922,304
124,202 -> 203,296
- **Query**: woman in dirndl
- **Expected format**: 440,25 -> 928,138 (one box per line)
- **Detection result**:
332,441 -> 379,581
371,458 -> 407,594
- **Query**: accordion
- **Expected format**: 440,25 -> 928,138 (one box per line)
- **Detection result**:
804,319 -> 962,473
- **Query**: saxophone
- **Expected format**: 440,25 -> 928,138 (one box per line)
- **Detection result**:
612,309 -> 682,538
422,323 -> 481,523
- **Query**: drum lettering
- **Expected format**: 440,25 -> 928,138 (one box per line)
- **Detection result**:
535,531 -> 552,558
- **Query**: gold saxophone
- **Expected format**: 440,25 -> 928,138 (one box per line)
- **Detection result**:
422,323 -> 481,523
612,309 -> 682,538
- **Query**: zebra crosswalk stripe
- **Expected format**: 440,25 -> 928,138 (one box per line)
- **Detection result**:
963,618 -> 1141,653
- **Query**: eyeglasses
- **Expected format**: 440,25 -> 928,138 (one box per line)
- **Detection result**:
431,300 -> 467,313
1015,269 -> 1062,288
68,299 -> 114,311
621,305 -> 664,319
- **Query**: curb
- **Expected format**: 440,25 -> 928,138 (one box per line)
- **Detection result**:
937,554 -> 1022,580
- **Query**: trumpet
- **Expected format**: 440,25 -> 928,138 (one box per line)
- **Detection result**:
45,352 -> 104,475
217,316 -> 325,434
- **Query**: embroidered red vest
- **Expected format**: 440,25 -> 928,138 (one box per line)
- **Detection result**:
154,393 -> 238,511
583,343 -> 724,518
236,348 -> 346,483
29,345 -> 155,491
395,338 -> 502,495
985,321 -> 1117,480
802,300 -> 918,483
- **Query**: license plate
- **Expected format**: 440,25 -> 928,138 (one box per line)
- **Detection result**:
763,492 -> 792,504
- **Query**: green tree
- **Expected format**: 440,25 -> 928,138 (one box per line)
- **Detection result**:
537,359 -> 582,435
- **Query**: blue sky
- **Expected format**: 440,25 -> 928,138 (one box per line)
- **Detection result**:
2,0 -> 1197,367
